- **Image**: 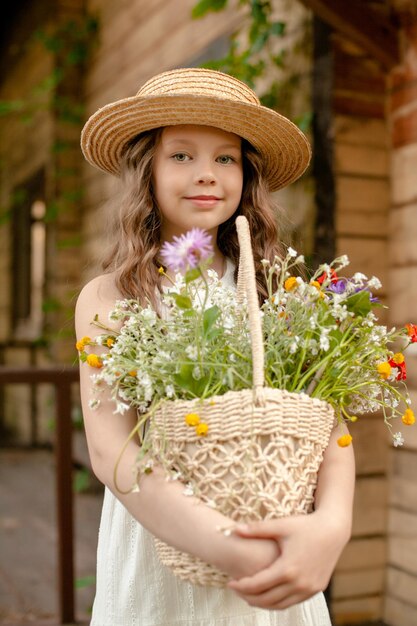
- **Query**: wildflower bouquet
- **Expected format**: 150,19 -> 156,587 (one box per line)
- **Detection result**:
78,216 -> 415,585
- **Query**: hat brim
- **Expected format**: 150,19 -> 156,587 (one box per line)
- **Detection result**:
81,94 -> 311,191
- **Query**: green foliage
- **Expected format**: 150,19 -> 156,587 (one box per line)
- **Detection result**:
192,0 -> 285,89
74,468 -> 91,493
75,575 -> 96,589
192,0 -> 311,128
192,0 -> 228,18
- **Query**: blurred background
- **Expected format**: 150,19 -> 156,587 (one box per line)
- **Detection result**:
1,0 -> 417,624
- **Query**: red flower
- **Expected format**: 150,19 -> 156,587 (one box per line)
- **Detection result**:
388,357 -> 407,381
405,323 -> 417,343
317,268 -> 339,286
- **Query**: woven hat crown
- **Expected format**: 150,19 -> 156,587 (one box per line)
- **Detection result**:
137,68 -> 261,106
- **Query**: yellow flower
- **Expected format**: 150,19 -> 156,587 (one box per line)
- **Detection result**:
377,362 -> 391,380
86,354 -> 103,369
284,276 -> 298,292
402,408 -> 415,426
185,413 -> 200,427
128,370 -> 137,377
310,280 -> 325,299
392,352 -> 405,365
337,434 -> 353,447
349,416 -> 358,423
75,336 -> 91,352
158,266 -> 165,274
196,422 -> 209,436
106,337 -> 115,348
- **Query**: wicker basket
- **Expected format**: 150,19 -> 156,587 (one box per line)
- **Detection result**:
150,216 -> 335,587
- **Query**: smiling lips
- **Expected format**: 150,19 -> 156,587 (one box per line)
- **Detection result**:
185,195 -> 223,207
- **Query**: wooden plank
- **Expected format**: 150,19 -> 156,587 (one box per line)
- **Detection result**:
336,210 -> 387,238
332,567 -> 385,599
389,267 -> 417,325
332,595 -> 383,624
384,596 -> 417,626
334,116 -> 388,148
386,568 -> 417,609
392,143 -> 417,206
336,177 -> 390,212
389,536 -> 417,575
336,238 -> 388,289
335,144 -> 389,177
352,477 -> 388,536
389,204 -> 417,267
334,48 -> 386,95
299,0 -> 399,68
336,537 -> 386,571
388,508 -> 417,537
333,93 -> 386,119
349,418 -> 389,476
389,477 -> 417,513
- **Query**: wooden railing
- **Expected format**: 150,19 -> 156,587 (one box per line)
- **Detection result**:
0,365 -> 80,625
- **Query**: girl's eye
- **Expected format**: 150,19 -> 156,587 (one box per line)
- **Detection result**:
217,155 -> 235,165
172,153 -> 190,162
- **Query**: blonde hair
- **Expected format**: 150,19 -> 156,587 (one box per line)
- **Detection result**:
102,128 -> 286,306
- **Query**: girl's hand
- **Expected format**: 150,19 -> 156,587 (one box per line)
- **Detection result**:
227,510 -> 350,610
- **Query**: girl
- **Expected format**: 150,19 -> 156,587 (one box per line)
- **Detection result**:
77,68 -> 355,625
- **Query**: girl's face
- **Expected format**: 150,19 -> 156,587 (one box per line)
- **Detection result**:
152,125 -> 243,242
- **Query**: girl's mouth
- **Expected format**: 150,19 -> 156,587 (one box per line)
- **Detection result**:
185,196 -> 222,207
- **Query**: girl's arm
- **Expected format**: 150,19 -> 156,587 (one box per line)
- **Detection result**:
76,275 -> 279,581
227,426 -> 355,609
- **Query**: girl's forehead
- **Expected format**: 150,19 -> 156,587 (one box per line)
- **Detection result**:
160,124 -> 242,147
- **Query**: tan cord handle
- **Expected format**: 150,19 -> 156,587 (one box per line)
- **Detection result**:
235,216 -> 265,401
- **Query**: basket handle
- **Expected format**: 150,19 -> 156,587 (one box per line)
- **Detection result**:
235,216 -> 265,403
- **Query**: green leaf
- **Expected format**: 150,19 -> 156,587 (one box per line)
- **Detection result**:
271,21 -> 286,36
250,31 -> 269,54
73,468 -> 90,493
75,575 -> 96,589
185,267 -> 201,283
203,306 -> 220,335
346,290 -> 372,317
174,363 -> 194,389
173,294 -> 193,309
192,0 -> 228,19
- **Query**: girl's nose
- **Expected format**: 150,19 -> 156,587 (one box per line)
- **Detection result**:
195,165 -> 216,185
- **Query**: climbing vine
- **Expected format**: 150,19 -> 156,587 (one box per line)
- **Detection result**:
192,0 -> 312,131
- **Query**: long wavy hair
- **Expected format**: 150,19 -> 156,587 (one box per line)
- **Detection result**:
102,128 -> 286,307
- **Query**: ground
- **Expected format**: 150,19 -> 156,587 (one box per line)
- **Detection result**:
0,448 -> 102,625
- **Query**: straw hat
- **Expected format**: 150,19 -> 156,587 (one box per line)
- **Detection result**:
81,67 -> 311,191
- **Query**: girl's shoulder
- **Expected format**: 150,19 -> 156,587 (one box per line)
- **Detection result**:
75,272 -> 122,337
77,272 -> 121,306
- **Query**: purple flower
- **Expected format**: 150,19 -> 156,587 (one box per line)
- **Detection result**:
328,279 -> 348,294
160,228 -> 214,272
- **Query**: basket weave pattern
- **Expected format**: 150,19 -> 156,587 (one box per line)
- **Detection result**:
150,216 -> 335,587
152,388 -> 334,586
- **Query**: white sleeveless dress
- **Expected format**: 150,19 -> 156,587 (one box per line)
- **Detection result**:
90,260 -> 332,626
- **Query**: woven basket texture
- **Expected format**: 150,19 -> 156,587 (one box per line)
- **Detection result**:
151,388 -> 334,587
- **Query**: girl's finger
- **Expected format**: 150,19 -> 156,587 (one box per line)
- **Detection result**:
228,562 -> 287,594
234,582 -> 296,609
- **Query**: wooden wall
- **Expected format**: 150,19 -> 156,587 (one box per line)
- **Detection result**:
384,13 -> 417,625
330,32 -> 391,625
